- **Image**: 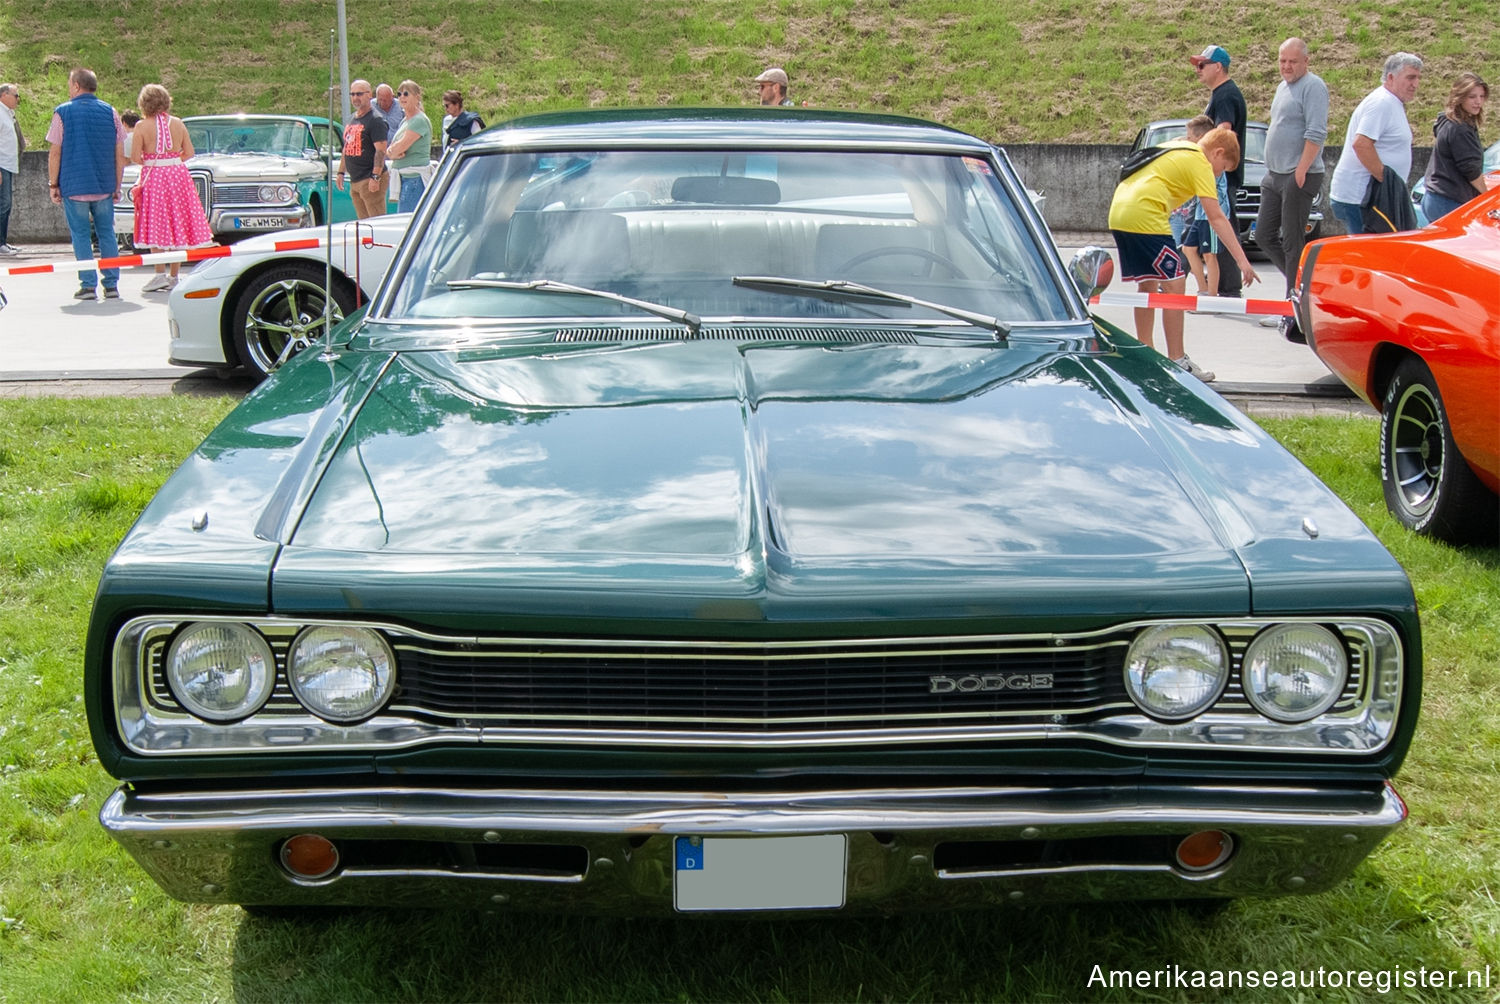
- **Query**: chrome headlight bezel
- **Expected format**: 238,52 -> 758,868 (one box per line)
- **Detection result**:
286,625 -> 397,723
1242,624 -> 1349,723
164,622 -> 276,723
1122,624 -> 1231,721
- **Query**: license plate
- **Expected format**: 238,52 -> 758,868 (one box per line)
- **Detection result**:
674,834 -> 846,912
234,216 -> 282,229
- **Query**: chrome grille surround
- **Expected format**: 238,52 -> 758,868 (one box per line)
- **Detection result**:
112,615 -> 1404,757
211,182 -> 297,206
190,170 -> 211,217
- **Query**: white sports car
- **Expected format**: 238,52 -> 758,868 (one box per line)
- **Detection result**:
167,214 -> 410,379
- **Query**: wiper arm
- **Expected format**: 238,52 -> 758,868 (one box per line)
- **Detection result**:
733,275 -> 1009,336
446,278 -> 701,335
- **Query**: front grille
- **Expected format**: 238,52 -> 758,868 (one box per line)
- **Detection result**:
142,624 -> 1367,733
1235,185 -> 1260,221
212,183 -> 289,206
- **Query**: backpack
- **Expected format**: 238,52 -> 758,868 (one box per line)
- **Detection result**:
1118,145 -> 1175,183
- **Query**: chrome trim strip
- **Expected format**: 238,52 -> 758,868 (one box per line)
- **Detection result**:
112,615 -> 1404,757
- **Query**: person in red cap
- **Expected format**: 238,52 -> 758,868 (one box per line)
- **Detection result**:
1190,44 -> 1247,298
754,68 -> 794,106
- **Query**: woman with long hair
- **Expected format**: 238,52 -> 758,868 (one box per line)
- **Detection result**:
1421,72 -> 1489,223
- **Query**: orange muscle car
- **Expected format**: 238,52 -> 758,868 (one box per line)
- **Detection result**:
1294,186 -> 1500,543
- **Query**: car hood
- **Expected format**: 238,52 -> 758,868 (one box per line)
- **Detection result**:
248,337 -> 1388,628
186,152 -> 324,181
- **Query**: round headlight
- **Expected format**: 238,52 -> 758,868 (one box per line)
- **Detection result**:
275,184 -> 295,203
257,183 -> 277,203
287,626 -> 395,723
165,622 -> 276,722
1123,624 -> 1229,721
1242,624 -> 1347,722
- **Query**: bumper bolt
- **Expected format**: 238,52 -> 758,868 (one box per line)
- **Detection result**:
1287,876 -> 1306,889
482,831 -> 501,843
1020,827 -> 1040,840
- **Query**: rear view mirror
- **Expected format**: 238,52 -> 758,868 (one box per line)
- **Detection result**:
670,176 -> 781,205
1069,246 -> 1114,300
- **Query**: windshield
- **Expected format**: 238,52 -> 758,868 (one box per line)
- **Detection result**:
185,118 -> 318,157
384,148 -> 1069,326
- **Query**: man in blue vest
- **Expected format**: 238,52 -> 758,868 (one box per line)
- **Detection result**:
46,68 -> 126,300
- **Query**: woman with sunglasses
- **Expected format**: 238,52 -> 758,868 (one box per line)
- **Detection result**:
386,80 -> 432,213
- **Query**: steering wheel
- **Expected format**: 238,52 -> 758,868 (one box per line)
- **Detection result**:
834,246 -> 963,278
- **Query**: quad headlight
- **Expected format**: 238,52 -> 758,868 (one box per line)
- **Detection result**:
257,183 -> 296,204
287,626 -> 396,723
1242,624 -> 1347,722
1123,624 -> 1229,721
165,622 -> 276,722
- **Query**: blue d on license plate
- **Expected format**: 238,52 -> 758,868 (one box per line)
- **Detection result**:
674,834 -> 847,912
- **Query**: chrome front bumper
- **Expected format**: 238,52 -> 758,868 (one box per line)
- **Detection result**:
101,781 -> 1405,914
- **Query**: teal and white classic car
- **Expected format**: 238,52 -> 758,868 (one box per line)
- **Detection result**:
87,109 -> 1420,916
114,113 -> 396,246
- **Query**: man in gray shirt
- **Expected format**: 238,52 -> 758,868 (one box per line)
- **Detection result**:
1255,37 -> 1328,320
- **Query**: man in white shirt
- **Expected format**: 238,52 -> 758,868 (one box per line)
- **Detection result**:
1329,52 -> 1422,234
0,83 -> 22,254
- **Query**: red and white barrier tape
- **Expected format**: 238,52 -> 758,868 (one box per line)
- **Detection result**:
1,234 -> 375,278
4,244 -> 1291,321
1090,292 -> 1293,317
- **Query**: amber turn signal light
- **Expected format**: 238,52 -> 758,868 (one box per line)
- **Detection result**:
1175,830 -> 1234,872
279,833 -> 340,879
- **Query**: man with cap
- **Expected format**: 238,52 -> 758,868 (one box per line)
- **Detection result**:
754,67 -> 794,106
1190,44 -> 1247,297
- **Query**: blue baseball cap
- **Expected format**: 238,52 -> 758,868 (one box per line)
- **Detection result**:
1189,45 -> 1231,70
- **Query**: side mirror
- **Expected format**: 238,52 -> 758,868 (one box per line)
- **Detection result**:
1068,246 -> 1114,300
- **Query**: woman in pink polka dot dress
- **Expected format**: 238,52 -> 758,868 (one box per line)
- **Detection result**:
131,83 -> 213,293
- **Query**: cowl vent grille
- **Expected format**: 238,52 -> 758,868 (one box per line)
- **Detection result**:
552,327 -> 920,344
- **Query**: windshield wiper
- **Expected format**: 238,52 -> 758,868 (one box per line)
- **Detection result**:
446,278 -> 701,335
733,275 -> 1010,336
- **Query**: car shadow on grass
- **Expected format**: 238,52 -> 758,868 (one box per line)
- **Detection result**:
227,869 -> 1476,1002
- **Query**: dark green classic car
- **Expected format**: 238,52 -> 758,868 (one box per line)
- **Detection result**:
86,109 -> 1419,915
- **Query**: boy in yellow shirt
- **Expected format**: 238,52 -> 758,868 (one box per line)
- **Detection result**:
1108,126 -> 1258,381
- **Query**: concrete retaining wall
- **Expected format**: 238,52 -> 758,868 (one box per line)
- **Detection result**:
9,144 -> 1432,242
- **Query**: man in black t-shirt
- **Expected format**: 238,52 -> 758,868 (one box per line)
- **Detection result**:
336,78 -> 389,219
1190,45 -> 1247,297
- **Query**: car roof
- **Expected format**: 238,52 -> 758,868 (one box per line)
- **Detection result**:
466,107 -> 995,154
1141,117 -> 1268,132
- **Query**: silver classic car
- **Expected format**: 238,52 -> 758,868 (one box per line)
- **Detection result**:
89,109 -> 1418,916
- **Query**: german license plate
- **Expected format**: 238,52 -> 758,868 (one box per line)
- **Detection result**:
234,216 -> 281,229
673,834 -> 846,912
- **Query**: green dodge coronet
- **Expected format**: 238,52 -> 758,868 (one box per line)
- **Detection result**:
85,108 -> 1419,916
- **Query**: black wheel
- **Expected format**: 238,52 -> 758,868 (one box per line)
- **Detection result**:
1380,356 -> 1498,542
835,246 -> 963,278
230,263 -> 356,381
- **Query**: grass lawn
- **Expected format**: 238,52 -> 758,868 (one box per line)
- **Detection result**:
0,397 -> 1496,1002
